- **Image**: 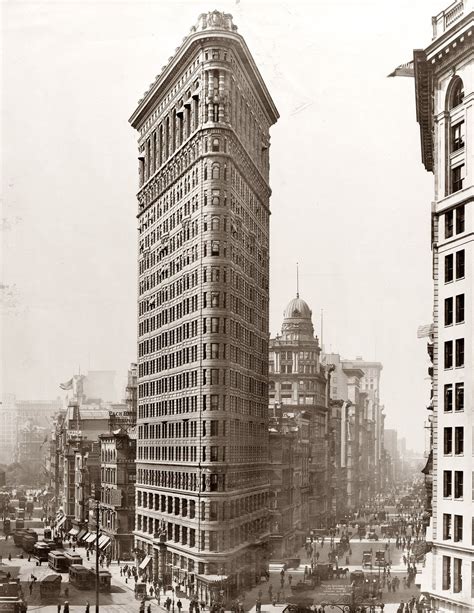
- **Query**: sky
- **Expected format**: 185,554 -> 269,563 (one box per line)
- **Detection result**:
1,0 -> 442,451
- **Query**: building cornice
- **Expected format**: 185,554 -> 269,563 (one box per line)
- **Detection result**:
130,27 -> 279,129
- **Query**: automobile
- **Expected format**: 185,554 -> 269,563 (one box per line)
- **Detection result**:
283,558 -> 300,570
350,570 -> 365,586
367,531 -> 379,541
362,551 -> 372,568
375,550 -> 386,567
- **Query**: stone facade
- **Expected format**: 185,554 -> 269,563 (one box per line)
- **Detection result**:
130,11 -> 279,602
413,1 -> 474,609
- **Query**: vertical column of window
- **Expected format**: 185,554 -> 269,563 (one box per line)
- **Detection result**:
207,71 -> 214,123
218,70 -> 225,122
153,131 -> 157,174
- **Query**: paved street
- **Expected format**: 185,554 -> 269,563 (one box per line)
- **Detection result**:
1,513 -> 422,612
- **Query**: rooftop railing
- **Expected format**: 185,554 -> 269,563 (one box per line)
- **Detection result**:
432,0 -> 470,39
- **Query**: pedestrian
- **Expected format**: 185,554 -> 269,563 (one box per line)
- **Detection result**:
177,600 -> 182,613
139,601 -> 145,613
288,574 -> 293,586
29,583 -> 33,595
8,553 -> 11,562
64,603 -> 70,613
85,603 -> 90,613
57,604 -> 61,613
147,605 -> 152,613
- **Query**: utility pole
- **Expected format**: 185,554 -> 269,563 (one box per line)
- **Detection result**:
93,485 -> 101,613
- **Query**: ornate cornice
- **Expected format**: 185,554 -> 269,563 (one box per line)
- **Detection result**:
129,12 -> 278,129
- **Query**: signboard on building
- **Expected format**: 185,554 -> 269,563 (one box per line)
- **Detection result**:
316,584 -> 352,605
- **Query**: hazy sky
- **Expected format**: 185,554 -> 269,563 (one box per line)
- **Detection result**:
1,0 -> 441,450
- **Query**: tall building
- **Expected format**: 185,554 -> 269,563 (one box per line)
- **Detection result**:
130,11 -> 278,602
411,1 -> 474,609
269,296 -> 328,530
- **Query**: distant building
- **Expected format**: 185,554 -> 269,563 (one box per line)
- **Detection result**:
16,421 -> 49,467
0,394 -> 17,465
16,399 -> 62,430
99,428 -> 137,560
269,296 -> 328,531
268,409 -> 310,557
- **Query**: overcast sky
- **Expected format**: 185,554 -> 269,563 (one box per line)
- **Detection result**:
1,0 -> 442,450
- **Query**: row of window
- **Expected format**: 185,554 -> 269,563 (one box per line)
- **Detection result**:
137,490 -> 266,522
138,443 -> 265,464
136,467 -> 263,492
138,395 -> 267,420
138,418 -> 264,441
442,556 -> 462,593
137,514 -> 266,552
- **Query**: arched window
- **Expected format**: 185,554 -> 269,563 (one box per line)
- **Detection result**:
204,165 -> 208,180
212,138 -> 220,152
211,163 -> 220,179
211,216 -> 220,231
448,76 -> 464,110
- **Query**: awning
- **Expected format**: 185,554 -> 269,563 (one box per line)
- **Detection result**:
86,533 -> 97,544
57,516 -> 67,528
139,555 -> 152,570
69,528 -> 79,536
77,529 -> 87,540
98,535 -> 111,550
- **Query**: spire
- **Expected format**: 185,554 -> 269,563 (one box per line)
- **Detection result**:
296,262 -> 299,298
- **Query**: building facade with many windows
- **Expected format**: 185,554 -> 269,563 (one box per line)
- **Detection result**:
130,11 -> 278,602
269,297 -> 328,530
412,1 -> 473,609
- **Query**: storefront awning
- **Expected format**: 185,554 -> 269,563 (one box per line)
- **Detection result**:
57,516 -> 67,528
69,528 -> 79,536
196,574 -> 228,584
139,555 -> 152,570
77,529 -> 87,540
98,535 -> 111,549
86,533 -> 97,543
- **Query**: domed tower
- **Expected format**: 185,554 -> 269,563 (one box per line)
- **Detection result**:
281,296 -> 315,342
268,294 -> 329,543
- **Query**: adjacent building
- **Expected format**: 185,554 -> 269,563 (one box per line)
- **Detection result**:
269,296 -> 328,539
99,428 -> 137,560
410,2 -> 474,608
130,10 -> 279,601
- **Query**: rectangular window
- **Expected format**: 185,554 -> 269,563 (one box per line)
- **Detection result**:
454,427 -> 464,454
451,164 -> 464,193
445,297 -> 453,325
453,558 -> 462,593
442,556 -> 451,590
445,253 -> 454,283
444,384 -> 453,411
210,446 -> 218,462
454,471 -> 463,498
454,515 -> 463,542
444,341 -> 453,369
456,250 -> 465,279
443,513 -> 452,540
456,205 -> 465,234
443,470 -> 452,497
453,382 -> 464,411
445,210 -> 454,238
444,427 -> 453,454
451,122 -> 465,152
455,294 -> 465,323
455,338 -> 464,367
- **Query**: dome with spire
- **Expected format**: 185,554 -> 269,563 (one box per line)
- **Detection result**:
283,295 -> 312,321
280,294 -> 314,341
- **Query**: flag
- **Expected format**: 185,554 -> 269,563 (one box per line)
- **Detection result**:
387,61 -> 414,78
59,378 -> 73,390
